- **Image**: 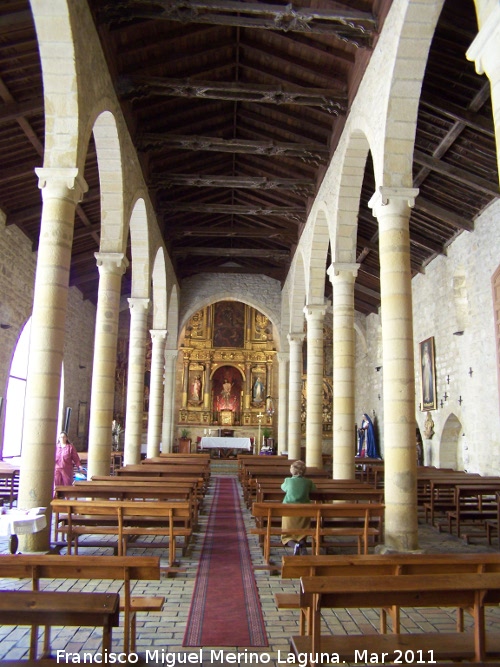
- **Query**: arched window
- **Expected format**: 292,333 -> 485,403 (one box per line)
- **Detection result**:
2,317 -> 65,458
2,318 -> 31,458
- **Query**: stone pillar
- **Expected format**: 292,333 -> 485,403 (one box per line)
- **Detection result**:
123,297 -> 150,465
147,329 -> 168,458
327,263 -> 359,480
467,5 -> 500,184
17,167 -> 87,552
287,333 -> 305,460
304,304 -> 327,468
277,352 -> 289,454
161,349 -> 178,452
87,252 -> 129,479
369,186 -> 419,551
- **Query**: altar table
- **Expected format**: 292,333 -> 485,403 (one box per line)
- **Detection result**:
0,507 -> 47,553
200,437 -> 252,456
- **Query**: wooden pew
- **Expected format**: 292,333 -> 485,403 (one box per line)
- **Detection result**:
0,554 -> 163,654
278,552 -> 500,635
293,572 -> 500,664
0,590 -> 119,659
50,498 -> 192,566
115,464 -> 210,491
56,481 -> 200,526
251,502 -> 384,564
255,481 -> 384,505
0,463 -> 19,509
445,483 -> 500,540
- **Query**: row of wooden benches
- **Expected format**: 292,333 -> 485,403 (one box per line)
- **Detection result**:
0,554 -> 163,657
51,453 -> 213,564
278,552 -> 500,665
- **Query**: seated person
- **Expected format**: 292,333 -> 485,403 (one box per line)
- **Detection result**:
280,460 -> 316,555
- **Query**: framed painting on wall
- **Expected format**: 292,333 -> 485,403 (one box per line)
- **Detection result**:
420,337 -> 437,411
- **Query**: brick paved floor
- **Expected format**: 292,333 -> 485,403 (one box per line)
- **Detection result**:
1,471 -> 500,665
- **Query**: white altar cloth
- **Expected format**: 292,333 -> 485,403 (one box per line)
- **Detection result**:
0,507 -> 47,537
200,437 -> 252,451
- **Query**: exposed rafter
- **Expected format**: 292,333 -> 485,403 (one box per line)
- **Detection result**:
139,134 -> 329,165
97,0 -> 377,46
152,173 -> 315,195
162,202 -> 305,221
119,77 -> 348,115
172,246 -> 290,261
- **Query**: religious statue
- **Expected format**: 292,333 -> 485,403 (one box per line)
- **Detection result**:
190,375 -> 202,402
253,376 -> 265,403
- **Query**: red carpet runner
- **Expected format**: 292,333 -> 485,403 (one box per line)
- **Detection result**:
183,476 -> 268,647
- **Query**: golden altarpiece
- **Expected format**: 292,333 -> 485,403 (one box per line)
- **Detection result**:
178,301 -> 276,432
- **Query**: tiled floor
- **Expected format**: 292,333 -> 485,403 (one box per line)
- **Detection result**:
1,471 -> 500,665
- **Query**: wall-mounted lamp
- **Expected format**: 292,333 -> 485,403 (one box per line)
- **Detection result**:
453,331 -> 464,336
79,364 -> 86,370
468,367 -> 473,377
443,392 -> 448,401
375,366 -> 382,372
440,399 -> 443,408
0,323 -> 11,330
446,375 -> 450,384
458,396 -> 463,405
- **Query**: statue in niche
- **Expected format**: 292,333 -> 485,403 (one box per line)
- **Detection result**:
253,376 -> 265,403
190,375 -> 202,402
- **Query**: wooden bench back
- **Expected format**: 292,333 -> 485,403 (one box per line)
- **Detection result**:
0,553 -> 161,581
281,552 -> 500,579
51,498 -> 192,518
252,501 -> 384,519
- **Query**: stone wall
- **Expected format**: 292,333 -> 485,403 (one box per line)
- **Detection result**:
0,211 -> 96,454
355,200 -> 500,474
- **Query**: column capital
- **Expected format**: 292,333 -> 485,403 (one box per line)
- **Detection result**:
277,352 -> 290,363
35,167 -> 88,203
128,297 -> 150,312
95,252 -> 129,276
150,329 -> 168,342
303,303 -> 327,321
368,187 -> 419,217
466,4 -> 500,75
327,262 -> 360,283
287,332 -> 305,346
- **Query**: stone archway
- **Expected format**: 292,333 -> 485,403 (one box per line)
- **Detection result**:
439,413 -> 463,470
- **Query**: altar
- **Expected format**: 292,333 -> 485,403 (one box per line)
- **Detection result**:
200,437 -> 253,457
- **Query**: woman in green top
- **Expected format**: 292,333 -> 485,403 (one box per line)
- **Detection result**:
281,460 -> 316,555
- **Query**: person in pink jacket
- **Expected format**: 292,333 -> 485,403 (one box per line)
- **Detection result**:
54,431 -> 83,486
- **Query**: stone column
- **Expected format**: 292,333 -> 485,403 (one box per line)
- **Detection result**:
17,167 -> 87,552
304,304 -> 326,469
327,263 -> 359,480
467,5 -> 500,184
161,349 -> 178,452
277,352 -> 289,454
287,333 -> 305,460
147,329 -> 168,458
369,186 -> 419,552
87,252 -> 129,479
123,297 -> 150,465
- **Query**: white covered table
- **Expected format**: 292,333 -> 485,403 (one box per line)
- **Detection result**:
200,437 -> 252,457
0,508 -> 47,553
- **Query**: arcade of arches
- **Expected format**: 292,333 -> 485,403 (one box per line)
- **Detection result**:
0,0 -> 498,557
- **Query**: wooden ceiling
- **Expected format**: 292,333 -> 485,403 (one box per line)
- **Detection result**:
0,0 -> 497,316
